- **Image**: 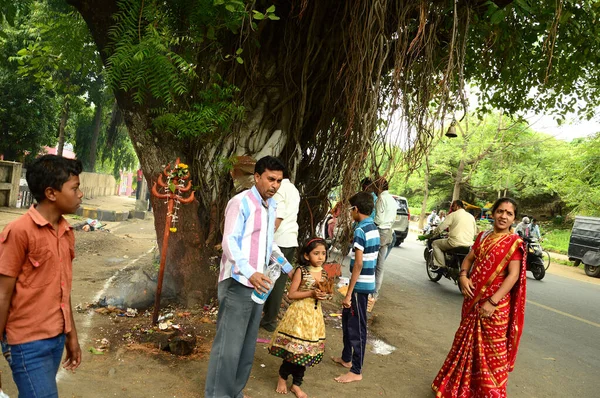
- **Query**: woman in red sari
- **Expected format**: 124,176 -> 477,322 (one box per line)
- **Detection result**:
432,197 -> 527,398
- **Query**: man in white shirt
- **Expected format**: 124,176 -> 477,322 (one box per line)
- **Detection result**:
373,178 -> 397,299
260,171 -> 301,332
431,200 -> 478,268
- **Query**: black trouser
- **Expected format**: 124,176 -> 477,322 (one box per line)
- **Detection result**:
279,360 -> 306,386
261,246 -> 296,330
341,292 -> 368,374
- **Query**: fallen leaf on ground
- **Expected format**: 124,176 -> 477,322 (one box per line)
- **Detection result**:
89,347 -> 105,355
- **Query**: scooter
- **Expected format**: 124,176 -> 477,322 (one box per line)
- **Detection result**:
424,235 -> 470,291
523,236 -> 547,280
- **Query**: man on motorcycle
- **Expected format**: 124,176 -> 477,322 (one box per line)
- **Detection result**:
515,216 -> 532,238
423,210 -> 440,234
431,200 -> 478,268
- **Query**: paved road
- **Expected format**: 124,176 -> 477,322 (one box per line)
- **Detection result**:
380,231 -> 599,397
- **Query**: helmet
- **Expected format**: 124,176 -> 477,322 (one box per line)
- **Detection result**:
522,217 -> 530,224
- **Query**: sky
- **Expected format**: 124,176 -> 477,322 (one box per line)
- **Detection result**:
525,114 -> 600,141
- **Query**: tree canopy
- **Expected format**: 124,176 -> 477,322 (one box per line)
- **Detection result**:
392,114 -> 600,219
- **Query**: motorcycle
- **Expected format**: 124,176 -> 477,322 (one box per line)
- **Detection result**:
523,236 -> 548,280
423,235 -> 470,290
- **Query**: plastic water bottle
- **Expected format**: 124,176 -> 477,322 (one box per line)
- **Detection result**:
251,255 -> 286,304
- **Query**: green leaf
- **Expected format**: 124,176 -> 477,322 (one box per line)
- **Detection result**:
236,57 -> 244,64
235,48 -> 243,55
268,14 -> 280,21
253,11 -> 265,20
16,48 -> 28,56
89,347 -> 105,355
207,26 -> 215,40
169,182 -> 176,193
490,9 -> 506,24
225,4 -> 236,12
266,5 -> 276,13
214,0 -> 225,5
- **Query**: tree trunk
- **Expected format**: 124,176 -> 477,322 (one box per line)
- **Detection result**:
65,0 -> 220,305
452,157 -> 466,201
418,154 -> 431,230
66,0 -> 379,305
57,103 -> 69,156
89,102 -> 102,171
452,132 -> 470,201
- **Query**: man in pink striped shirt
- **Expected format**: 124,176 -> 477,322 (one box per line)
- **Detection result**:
205,156 -> 294,398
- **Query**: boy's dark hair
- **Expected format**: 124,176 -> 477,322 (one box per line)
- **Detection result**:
349,191 -> 374,216
298,237 -> 328,266
491,197 -> 519,219
255,156 -> 285,175
360,177 -> 373,191
26,155 -> 83,203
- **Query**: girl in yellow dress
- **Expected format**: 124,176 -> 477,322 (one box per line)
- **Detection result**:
269,237 -> 330,398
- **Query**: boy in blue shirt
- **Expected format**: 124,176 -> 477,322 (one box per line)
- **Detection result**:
333,191 -> 380,383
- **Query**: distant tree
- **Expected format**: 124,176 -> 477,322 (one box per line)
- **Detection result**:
556,133 -> 600,216
0,19 -> 57,161
11,0 -> 103,159
0,69 -> 58,161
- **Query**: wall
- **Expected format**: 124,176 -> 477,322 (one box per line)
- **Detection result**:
0,161 -> 22,207
79,172 -> 118,199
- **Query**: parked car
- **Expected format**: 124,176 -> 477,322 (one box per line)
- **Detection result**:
568,216 -> 600,277
392,195 -> 410,246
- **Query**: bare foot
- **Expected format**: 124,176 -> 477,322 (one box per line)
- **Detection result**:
290,385 -> 308,398
331,357 -> 351,369
334,371 -> 362,383
276,376 -> 288,394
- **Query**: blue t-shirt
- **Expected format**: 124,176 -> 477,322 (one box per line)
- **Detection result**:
370,192 -> 377,219
350,217 -> 380,294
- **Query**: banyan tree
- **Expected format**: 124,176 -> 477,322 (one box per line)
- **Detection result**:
64,0 -> 600,303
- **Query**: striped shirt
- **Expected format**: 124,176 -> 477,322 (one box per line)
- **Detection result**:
220,186 -> 293,287
350,217 -> 380,294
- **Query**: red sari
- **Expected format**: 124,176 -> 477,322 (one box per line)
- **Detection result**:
432,231 -> 527,398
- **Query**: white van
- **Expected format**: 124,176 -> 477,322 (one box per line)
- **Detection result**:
392,195 -> 410,246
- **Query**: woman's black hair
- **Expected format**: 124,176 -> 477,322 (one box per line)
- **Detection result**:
491,197 -> 519,219
298,237 -> 328,266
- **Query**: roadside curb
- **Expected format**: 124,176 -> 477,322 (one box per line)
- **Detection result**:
75,206 -> 151,222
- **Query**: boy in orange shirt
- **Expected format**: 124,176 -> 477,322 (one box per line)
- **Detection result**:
0,155 -> 83,397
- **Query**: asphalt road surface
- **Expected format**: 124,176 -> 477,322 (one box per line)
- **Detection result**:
374,231 -> 599,397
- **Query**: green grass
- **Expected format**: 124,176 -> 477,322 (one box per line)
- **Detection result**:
542,228 -> 571,254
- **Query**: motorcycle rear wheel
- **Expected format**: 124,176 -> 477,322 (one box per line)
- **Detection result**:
531,261 -> 546,280
425,249 -> 443,282
542,250 -> 551,270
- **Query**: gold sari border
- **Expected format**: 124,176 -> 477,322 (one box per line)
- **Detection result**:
468,237 -> 521,313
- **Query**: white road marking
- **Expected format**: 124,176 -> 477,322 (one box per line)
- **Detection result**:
527,300 -> 600,328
